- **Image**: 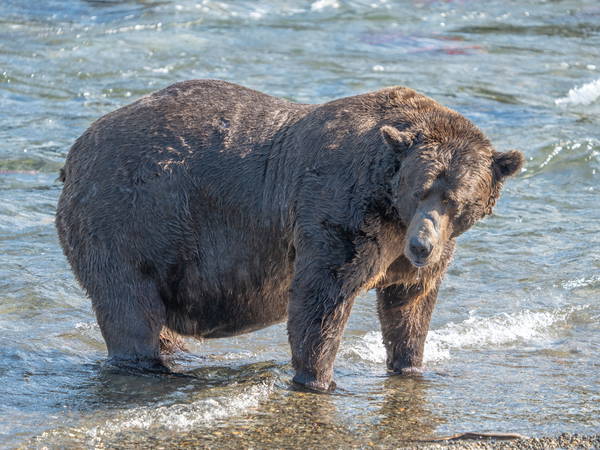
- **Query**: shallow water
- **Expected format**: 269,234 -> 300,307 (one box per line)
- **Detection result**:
1,0 -> 599,447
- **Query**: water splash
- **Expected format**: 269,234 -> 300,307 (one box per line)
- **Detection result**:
111,382 -> 272,431
555,78 -> 600,106
311,0 -> 340,11
561,275 -> 600,290
34,380 -> 274,447
341,307 -> 581,365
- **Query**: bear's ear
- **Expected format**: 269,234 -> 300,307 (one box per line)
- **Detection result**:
380,125 -> 415,155
492,149 -> 524,180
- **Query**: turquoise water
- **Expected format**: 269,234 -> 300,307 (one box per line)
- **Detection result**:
1,0 -> 599,446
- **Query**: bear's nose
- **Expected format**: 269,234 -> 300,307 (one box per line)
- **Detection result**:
409,237 -> 432,260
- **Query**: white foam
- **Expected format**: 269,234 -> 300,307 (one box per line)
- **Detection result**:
561,274 -> 600,290
310,0 -> 340,11
148,65 -> 173,74
341,307 -> 578,365
36,381 -> 274,446
206,350 -> 256,361
342,330 -> 387,364
425,309 -> 571,354
114,382 -> 271,431
555,78 -> 600,106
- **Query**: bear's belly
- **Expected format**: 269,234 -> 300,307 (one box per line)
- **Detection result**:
170,273 -> 292,339
200,304 -> 288,339
205,267 -> 292,338
162,229 -> 294,338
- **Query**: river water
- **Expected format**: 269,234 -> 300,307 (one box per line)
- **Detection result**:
1,0 -> 599,447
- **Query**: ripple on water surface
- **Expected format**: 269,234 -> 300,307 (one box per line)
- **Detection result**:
1,0 -> 600,447
340,305 -> 589,367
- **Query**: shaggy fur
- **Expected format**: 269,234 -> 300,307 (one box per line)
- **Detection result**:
56,80 -> 523,391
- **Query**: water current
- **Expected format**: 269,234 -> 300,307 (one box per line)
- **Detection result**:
1,0 -> 599,447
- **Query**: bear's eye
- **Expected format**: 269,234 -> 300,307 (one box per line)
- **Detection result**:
451,201 -> 486,237
443,197 -> 460,215
451,215 -> 472,238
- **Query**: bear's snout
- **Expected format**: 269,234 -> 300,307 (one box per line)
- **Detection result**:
408,236 -> 433,264
403,194 -> 450,268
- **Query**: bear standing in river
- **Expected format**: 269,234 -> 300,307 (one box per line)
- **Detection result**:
56,80 -> 523,391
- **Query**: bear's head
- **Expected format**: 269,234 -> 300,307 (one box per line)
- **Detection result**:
380,92 -> 524,268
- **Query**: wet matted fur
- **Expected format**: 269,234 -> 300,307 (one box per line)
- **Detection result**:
56,80 -> 523,391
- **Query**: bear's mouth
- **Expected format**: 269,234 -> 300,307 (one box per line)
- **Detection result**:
406,256 -> 430,268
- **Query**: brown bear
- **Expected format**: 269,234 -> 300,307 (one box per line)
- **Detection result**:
56,80 -> 523,391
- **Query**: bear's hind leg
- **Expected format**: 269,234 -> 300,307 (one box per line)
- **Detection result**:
89,272 -> 168,372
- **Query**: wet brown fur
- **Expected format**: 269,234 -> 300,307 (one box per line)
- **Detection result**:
56,80 -> 523,390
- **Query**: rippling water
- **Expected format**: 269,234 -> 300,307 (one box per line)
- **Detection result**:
1,0 -> 599,447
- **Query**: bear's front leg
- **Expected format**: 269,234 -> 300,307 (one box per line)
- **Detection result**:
288,236 -> 379,392
287,272 -> 359,391
376,280 -> 441,373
